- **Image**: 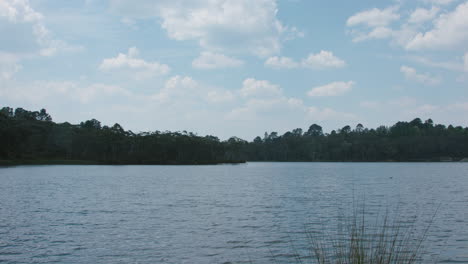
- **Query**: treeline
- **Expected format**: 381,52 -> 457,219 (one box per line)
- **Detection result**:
1,106 -> 468,165
241,121 -> 468,162
0,107 -> 245,165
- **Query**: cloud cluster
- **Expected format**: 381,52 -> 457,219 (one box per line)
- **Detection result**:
347,1 -> 468,51
406,2 -> 468,50
240,78 -> 282,98
0,0 -> 81,56
99,47 -> 170,80
307,81 -> 355,97
400,65 -> 441,85
109,0 -> 300,57
227,78 -> 355,123
265,50 -> 346,70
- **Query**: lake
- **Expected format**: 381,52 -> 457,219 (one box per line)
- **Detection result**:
0,163 -> 467,263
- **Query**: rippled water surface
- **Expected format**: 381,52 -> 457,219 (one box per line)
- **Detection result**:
0,163 -> 467,263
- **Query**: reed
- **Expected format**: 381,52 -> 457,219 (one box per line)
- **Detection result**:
299,205 -> 437,264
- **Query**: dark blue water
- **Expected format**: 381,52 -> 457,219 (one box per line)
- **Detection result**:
0,163 -> 467,263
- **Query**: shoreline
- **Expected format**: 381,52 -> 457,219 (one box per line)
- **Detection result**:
1,159 -> 466,167
0,159 -> 247,166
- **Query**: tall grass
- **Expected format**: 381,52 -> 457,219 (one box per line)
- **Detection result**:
297,205 -> 438,264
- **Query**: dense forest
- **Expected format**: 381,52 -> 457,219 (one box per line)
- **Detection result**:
1,106 -> 468,165
0,107 -> 244,165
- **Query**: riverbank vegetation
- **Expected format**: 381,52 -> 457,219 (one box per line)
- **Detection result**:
283,205 -> 437,264
1,106 -> 468,165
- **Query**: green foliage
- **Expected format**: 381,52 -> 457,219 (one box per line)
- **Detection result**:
299,205 -> 436,264
244,118 -> 468,162
1,106 -> 468,164
0,107 -> 243,164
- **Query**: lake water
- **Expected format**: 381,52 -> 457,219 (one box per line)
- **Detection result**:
0,163 -> 467,263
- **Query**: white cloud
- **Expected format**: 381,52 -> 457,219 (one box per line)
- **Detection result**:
109,0 -> 298,57
192,52 -> 243,69
405,2 -> 468,50
240,78 -> 282,97
347,6 -> 400,28
408,7 -> 440,24
0,0 -> 81,56
151,75 -> 199,102
346,6 -> 401,43
99,47 -> 170,80
409,55 -> 464,71
265,51 -> 346,70
264,56 -> 299,69
227,78 -> 309,121
400,65 -> 441,85
307,81 -> 354,97
302,50 -> 346,69
346,2 -> 468,53
350,27 -> 394,42
0,52 -> 21,80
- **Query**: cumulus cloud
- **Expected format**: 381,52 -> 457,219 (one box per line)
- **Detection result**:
265,51 -> 346,70
192,52 -> 243,69
302,50 -> 346,69
347,6 -> 400,28
405,2 -> 468,50
240,78 -> 282,97
408,7 -> 440,24
99,47 -> 170,80
226,77 -> 358,124
346,2 -> 467,52
346,6 -> 401,43
307,81 -> 355,97
150,75 -> 199,102
109,0 -> 299,57
409,55 -> 464,71
264,56 -> 299,69
0,0 -> 81,56
400,65 -> 441,85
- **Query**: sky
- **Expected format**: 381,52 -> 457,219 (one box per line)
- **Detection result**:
1,0 -> 468,140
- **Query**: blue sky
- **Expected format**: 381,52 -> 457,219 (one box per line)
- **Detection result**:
1,0 -> 467,139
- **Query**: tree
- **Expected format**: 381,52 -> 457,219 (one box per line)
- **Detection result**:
37,109 -> 52,121
355,123 -> 364,133
0,107 -> 14,119
292,128 -> 303,136
111,123 -> 125,134
306,124 -> 323,136
340,125 -> 351,134
81,119 -> 102,129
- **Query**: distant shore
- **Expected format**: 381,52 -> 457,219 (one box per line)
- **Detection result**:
3,159 -> 468,167
0,159 -> 247,166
